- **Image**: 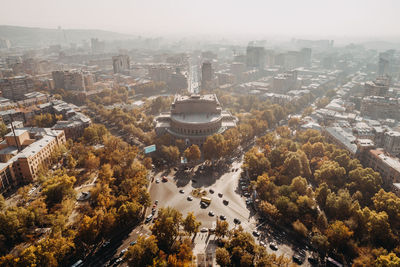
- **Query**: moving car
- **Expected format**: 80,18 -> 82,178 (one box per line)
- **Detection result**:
179,189 -> 185,194
208,211 -> 215,216
209,189 -> 214,194
187,196 -> 193,201
233,218 -> 241,224
218,193 -> 223,198
252,231 -> 260,237
155,178 -> 160,183
130,240 -> 137,246
223,199 -> 229,205
219,215 -> 226,220
145,214 -> 153,223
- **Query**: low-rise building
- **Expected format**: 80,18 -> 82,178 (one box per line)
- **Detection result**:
52,113 -> 91,139
360,96 -> 399,120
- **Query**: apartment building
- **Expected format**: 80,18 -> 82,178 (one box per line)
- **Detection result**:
0,75 -> 34,100
0,128 -> 66,191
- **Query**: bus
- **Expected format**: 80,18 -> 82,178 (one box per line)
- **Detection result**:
201,197 -> 211,205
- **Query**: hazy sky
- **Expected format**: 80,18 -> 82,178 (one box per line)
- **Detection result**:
1,0 -> 399,38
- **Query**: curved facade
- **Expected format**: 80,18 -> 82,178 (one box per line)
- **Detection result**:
155,94 -> 237,145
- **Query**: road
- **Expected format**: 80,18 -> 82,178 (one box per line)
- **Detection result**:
188,56 -> 200,94
148,159 -> 256,231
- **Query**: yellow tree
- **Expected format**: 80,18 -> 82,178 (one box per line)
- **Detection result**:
184,145 -> 201,163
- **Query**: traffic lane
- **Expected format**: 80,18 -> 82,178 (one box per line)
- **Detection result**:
149,167 -> 254,230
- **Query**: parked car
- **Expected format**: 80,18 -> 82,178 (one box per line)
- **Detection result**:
209,189 -> 214,194
119,248 -> 128,257
130,240 -> 137,246
218,193 -> 223,198
233,218 -> 241,224
179,189 -> 185,194
187,196 -> 193,201
252,231 -> 260,237
155,178 -> 160,183
208,211 -> 215,216
269,242 -> 278,250
200,228 -> 208,233
219,215 -> 226,220
223,199 -> 229,205
292,254 -> 304,265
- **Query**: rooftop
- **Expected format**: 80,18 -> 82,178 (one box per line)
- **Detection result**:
171,113 -> 221,124
370,149 -> 400,173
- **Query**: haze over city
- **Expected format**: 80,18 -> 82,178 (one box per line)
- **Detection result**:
1,0 -> 400,41
1,1 -> 400,267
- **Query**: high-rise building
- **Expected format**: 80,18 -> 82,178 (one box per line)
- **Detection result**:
300,48 -> 312,67
52,70 -> 85,91
91,38 -> 105,53
364,76 -> 390,96
0,76 -> 34,100
168,68 -> 188,91
246,46 -> 266,69
201,62 -> 213,90
383,131 -> 400,157
148,66 -> 173,83
112,55 -> 130,74
378,50 -> 394,76
0,39 -> 11,49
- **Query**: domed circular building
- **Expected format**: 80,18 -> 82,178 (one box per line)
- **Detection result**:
155,94 -> 238,145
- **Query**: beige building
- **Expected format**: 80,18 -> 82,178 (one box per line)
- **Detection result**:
364,149 -> 400,188
155,94 -> 237,145
0,75 -> 34,100
0,128 -> 66,191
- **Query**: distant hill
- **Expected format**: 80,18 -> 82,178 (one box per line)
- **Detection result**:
0,25 -> 135,47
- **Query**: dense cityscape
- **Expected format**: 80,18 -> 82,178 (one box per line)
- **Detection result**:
1,1 -> 400,266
